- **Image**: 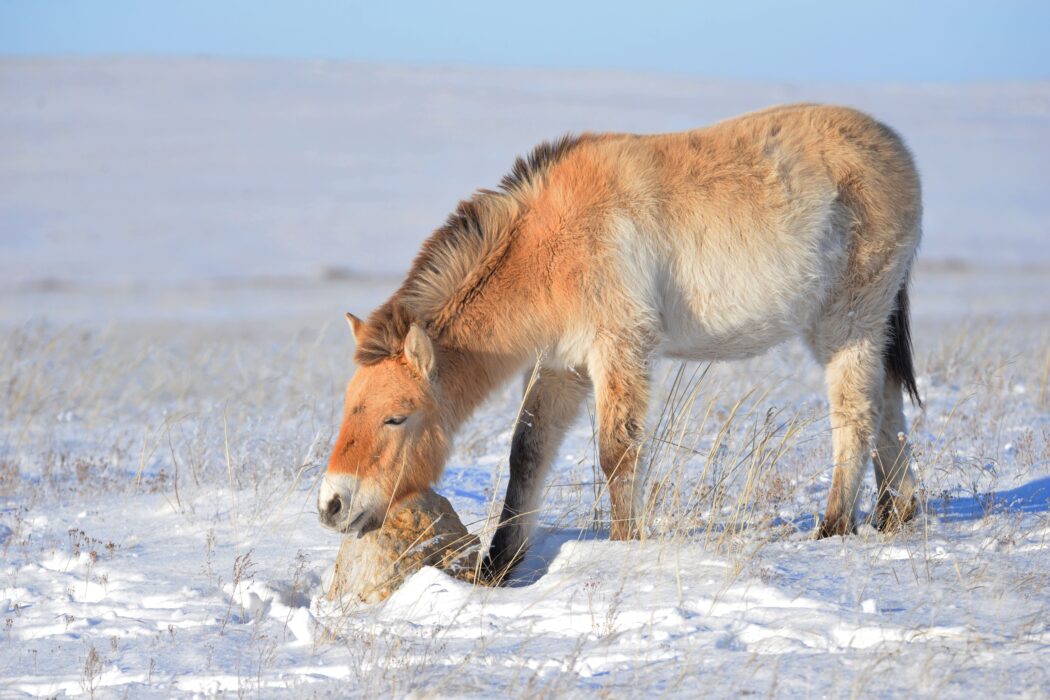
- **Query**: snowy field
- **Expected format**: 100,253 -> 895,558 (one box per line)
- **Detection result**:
1,59 -> 1049,697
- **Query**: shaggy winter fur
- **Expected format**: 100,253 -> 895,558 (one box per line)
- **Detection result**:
319,103 -> 923,581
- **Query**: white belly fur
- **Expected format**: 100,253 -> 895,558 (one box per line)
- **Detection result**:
619,204 -> 847,362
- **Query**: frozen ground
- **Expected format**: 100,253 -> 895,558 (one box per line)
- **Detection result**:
1,59 -> 1048,697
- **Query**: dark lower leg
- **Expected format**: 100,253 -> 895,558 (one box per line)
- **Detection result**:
483,366 -> 588,581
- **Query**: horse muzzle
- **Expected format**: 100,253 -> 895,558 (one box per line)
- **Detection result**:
318,474 -> 382,537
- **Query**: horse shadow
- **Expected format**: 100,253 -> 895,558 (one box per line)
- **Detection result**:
772,476 -> 1050,532
500,476 -> 1050,586
928,475 -> 1050,522
771,476 -> 1050,533
504,526 -> 606,588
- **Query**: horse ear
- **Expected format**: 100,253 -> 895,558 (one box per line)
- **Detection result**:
345,312 -> 365,345
404,324 -> 435,380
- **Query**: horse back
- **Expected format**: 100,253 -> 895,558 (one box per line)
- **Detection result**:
533,104 -> 921,361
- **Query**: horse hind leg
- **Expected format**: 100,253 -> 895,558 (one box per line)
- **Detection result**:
814,277 -> 922,537
872,373 -> 919,530
873,287 -> 921,530
815,333 -> 885,538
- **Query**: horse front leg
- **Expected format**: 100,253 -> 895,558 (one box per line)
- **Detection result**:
591,344 -> 650,540
482,366 -> 589,583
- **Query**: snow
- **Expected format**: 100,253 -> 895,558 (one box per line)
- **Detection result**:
1,58 -> 1048,697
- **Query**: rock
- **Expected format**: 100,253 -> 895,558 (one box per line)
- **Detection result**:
326,488 -> 482,604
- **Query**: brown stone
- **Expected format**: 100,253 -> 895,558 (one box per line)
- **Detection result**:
326,488 -> 482,604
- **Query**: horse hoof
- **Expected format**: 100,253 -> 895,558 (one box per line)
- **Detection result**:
609,520 -> 644,541
817,516 -> 856,538
480,554 -> 520,586
875,494 -> 918,532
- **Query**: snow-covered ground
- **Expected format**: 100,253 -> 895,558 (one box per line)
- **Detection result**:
1,59 -> 1048,697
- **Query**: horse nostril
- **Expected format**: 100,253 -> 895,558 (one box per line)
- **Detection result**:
325,495 -> 342,519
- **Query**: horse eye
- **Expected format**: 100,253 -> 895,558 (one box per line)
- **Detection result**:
383,416 -> 407,426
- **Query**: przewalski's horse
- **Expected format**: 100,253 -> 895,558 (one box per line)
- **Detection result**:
318,103 -> 922,580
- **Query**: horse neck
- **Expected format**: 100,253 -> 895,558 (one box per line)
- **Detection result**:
432,265 -> 552,430
434,345 -> 528,432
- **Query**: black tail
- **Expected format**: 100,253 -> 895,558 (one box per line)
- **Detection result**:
885,285 -> 922,407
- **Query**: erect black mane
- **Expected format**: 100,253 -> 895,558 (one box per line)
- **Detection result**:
499,133 -> 583,194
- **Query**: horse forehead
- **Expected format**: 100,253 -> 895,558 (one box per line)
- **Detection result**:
347,359 -> 414,403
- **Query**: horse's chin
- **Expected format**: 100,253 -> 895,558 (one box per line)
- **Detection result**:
343,508 -> 382,538
317,502 -> 382,537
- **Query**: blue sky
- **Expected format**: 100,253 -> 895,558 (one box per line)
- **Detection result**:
2,1 -> 1048,81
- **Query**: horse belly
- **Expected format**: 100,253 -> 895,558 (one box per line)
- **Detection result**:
656,222 -> 846,362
